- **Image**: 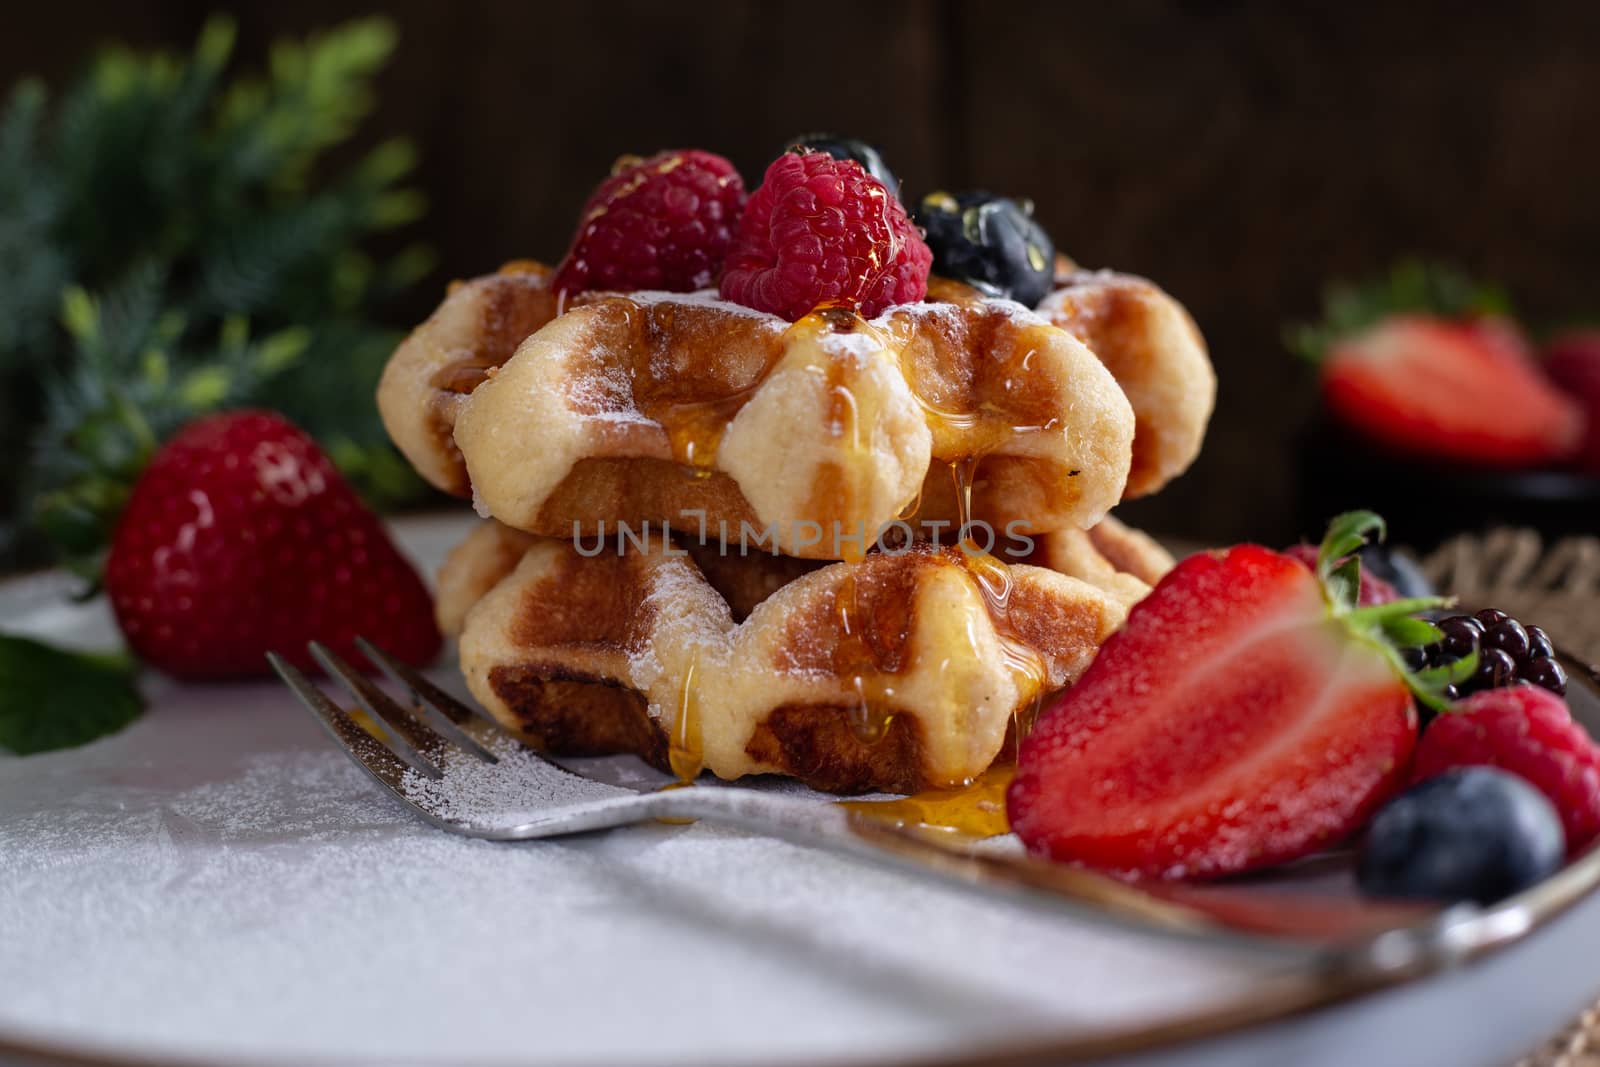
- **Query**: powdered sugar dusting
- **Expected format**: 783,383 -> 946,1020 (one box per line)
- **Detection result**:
876,294 -> 1046,332
399,729 -> 633,825
0,517 -> 1286,1066
621,287 -> 789,325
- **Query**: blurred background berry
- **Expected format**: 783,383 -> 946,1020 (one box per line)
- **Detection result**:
2,0 -> 1597,568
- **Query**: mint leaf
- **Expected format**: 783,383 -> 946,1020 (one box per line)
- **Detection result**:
0,634 -> 143,754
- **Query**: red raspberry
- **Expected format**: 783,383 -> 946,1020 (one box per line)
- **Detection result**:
1411,686 -> 1600,853
552,150 -> 745,296
719,151 -> 932,321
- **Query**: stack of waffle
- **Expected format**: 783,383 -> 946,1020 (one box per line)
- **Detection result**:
377,257 -> 1214,793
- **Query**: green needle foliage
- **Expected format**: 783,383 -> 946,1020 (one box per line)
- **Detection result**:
0,15 -> 435,578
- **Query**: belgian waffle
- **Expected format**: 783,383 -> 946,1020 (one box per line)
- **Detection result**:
379,263 -> 1191,558
436,521 -> 1135,793
1039,270 -> 1215,499
1027,514 -> 1177,607
435,518 -> 1166,793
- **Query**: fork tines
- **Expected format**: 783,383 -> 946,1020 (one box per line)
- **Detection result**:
268,640 -> 502,793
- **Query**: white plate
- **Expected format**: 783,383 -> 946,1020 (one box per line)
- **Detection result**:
2,514 -> 1597,1067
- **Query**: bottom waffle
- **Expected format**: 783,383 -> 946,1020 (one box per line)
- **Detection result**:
438,520 -> 1170,794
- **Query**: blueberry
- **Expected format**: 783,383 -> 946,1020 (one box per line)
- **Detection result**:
783,134 -> 899,197
913,191 -> 1056,307
1357,768 -> 1565,904
1357,544 -> 1436,599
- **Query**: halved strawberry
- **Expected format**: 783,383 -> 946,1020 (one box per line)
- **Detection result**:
1008,513 -> 1456,880
1321,315 -> 1582,468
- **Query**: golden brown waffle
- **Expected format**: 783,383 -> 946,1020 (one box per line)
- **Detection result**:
438,522 -> 1133,793
1027,514 -> 1177,606
1038,271 -> 1215,499
380,263 -> 1160,558
378,262 -> 563,495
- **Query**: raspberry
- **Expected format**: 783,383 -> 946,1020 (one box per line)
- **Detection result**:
552,150 -> 745,296
719,151 -> 932,321
1411,686 -> 1600,853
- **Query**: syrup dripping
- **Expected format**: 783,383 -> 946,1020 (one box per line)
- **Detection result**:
840,765 -> 1015,838
948,458 -> 1050,753
658,393 -> 753,479
892,313 -> 1063,459
668,657 -> 704,782
832,568 -> 899,745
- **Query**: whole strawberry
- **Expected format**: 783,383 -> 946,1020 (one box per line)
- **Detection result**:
1411,686 -> 1600,855
105,411 -> 441,679
552,149 -> 746,296
1009,512 -> 1453,880
720,149 -> 932,321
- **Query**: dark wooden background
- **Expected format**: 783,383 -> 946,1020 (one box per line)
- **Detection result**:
7,0 -> 1599,544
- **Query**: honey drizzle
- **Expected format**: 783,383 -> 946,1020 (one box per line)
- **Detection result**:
668,657 -> 704,782
840,765 -> 1015,838
949,458 -> 1049,756
833,568 -> 899,745
659,392 -> 754,479
823,307 -> 910,744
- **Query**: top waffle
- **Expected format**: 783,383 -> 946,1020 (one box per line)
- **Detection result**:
378,263 -> 1207,559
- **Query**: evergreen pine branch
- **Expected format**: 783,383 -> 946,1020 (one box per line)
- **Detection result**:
2,14 -> 431,571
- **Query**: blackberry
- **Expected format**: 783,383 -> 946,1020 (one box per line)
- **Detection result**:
782,134 -> 899,197
913,190 -> 1056,307
1482,619 -> 1529,660
1436,615 -> 1481,658
1474,647 -> 1519,690
1405,607 -> 1567,699
1520,656 -> 1568,695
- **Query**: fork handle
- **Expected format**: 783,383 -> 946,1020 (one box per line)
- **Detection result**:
636,787 -> 1295,950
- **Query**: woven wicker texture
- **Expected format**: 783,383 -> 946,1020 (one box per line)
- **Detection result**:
1421,529 -> 1600,1067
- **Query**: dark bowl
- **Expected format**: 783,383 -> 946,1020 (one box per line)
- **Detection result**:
1294,419 -> 1600,551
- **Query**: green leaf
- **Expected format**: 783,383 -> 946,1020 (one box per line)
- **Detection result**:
1415,648 -> 1481,687
59,286 -> 98,339
1286,260 -> 1512,364
1380,615 -> 1442,648
1317,510 -> 1386,574
0,634 -> 143,754
177,364 -> 231,408
1325,556 -> 1361,614
1346,595 -> 1456,629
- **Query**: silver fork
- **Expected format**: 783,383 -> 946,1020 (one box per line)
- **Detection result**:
268,638 -> 1522,967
